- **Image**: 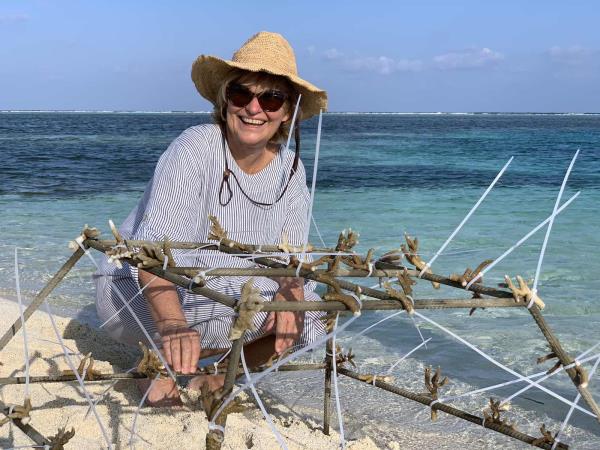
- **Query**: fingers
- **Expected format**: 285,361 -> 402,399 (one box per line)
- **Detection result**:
162,337 -> 173,367
263,312 -> 276,334
161,328 -> 200,374
190,334 -> 201,375
170,334 -> 182,372
274,311 -> 305,355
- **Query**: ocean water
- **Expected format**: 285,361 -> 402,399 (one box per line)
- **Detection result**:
1,111 -> 600,448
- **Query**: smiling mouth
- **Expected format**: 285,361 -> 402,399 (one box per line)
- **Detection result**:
239,116 -> 266,126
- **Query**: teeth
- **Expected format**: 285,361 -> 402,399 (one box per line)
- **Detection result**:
240,117 -> 266,125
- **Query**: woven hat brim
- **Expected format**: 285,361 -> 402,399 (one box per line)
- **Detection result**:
191,55 -> 327,120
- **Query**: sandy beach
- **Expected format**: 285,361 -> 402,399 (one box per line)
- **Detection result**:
0,298 -> 382,449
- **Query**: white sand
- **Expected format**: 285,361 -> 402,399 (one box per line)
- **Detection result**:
0,298 -> 381,449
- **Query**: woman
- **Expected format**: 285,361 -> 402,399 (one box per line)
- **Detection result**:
94,31 -> 328,405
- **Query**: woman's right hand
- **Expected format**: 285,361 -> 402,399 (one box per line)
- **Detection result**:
159,324 -> 201,374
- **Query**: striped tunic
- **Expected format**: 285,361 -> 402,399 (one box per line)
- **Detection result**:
94,123 -> 325,350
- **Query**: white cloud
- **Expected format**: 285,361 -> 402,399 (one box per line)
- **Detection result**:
319,46 -> 502,75
548,46 -> 594,65
0,14 -> 29,24
323,48 -> 344,61
433,48 -> 504,70
322,48 -> 422,74
346,56 -> 423,74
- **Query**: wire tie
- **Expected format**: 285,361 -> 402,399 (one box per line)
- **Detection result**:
295,257 -> 303,277
162,255 -> 169,271
349,293 -> 363,317
208,422 -> 225,434
527,288 -> 537,309
213,362 -> 219,375
366,262 -> 374,277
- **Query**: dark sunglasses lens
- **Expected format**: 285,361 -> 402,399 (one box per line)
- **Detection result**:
258,91 -> 286,112
226,84 -> 253,108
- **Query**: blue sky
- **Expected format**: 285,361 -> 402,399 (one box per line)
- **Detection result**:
1,0 -> 599,112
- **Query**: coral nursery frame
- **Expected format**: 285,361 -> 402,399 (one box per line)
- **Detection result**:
1,216 -> 599,450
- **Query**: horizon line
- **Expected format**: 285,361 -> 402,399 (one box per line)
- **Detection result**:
2,110 -> 600,115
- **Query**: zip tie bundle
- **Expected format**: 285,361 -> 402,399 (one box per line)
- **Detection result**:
551,355 -> 600,450
240,349 -> 288,449
415,311 -> 595,417
465,191 -> 580,289
533,150 -> 579,296
44,301 -> 113,449
386,338 -> 432,375
14,248 -> 30,399
129,373 -> 160,449
76,240 -> 176,381
419,157 -> 513,278
331,313 -> 346,449
209,311 -> 360,436
350,310 -> 405,344
437,351 -> 600,406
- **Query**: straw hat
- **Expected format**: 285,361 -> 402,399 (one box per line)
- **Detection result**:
191,31 -> 327,120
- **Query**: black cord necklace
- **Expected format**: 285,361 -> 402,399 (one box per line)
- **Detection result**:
218,124 -> 300,207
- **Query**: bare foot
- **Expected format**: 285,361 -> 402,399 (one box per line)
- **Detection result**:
186,374 -> 225,394
137,377 -> 183,407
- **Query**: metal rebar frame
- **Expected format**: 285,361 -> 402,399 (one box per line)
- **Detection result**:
2,235 -> 598,450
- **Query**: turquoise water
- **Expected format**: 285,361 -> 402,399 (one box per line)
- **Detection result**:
1,112 -> 600,447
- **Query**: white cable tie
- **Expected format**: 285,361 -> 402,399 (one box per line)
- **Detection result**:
193,270 -> 207,285
366,262 -> 374,277
526,287 -> 537,309
213,362 -> 219,375
208,422 -> 226,433
372,375 -> 377,386
482,416 -> 487,428
430,399 -> 440,410
295,257 -> 303,277
162,255 -> 169,271
407,295 -> 415,305
564,359 -> 580,370
418,262 -> 430,278
349,293 -> 363,317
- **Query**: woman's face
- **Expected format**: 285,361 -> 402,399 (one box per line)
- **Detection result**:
225,78 -> 291,152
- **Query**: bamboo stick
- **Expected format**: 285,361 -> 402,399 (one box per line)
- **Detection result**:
337,368 -> 568,450
1,400 -> 51,447
528,305 -> 600,421
0,247 -> 85,353
0,364 -> 327,386
93,239 -> 334,253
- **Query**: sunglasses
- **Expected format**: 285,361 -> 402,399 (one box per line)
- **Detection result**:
226,83 -> 288,112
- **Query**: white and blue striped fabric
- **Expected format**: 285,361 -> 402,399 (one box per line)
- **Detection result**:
94,124 -> 325,349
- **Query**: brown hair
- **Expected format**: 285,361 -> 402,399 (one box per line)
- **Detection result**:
212,68 -> 301,144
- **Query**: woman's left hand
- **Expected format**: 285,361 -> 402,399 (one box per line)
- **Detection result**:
263,277 -> 305,355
